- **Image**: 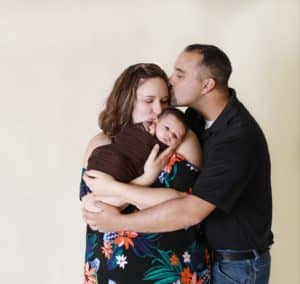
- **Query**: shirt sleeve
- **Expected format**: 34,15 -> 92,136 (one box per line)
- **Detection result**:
192,134 -> 255,213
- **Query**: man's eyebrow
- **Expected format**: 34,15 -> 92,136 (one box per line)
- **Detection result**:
175,67 -> 185,73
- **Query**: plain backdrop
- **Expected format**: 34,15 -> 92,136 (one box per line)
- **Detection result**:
0,0 -> 299,283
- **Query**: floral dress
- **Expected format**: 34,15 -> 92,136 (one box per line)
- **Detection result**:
81,153 -> 211,284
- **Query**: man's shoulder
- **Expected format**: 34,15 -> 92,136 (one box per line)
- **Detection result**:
184,108 -> 205,135
221,101 -> 265,144
185,107 -> 200,119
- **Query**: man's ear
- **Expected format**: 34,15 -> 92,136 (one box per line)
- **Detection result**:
202,78 -> 215,94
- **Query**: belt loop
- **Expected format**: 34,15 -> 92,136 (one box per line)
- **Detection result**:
210,250 -> 215,262
252,249 -> 260,259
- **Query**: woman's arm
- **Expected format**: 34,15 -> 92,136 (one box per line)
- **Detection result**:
85,130 -> 203,209
82,132 -> 111,168
176,129 -> 202,168
81,133 -> 130,210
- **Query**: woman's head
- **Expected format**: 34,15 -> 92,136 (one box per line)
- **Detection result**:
99,63 -> 170,139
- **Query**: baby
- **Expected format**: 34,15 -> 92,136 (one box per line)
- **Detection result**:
143,107 -> 188,147
80,108 -> 188,209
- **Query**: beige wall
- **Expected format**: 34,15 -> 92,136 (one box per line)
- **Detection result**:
1,0 -> 299,283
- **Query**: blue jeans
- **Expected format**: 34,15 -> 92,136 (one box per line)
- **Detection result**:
212,249 -> 271,284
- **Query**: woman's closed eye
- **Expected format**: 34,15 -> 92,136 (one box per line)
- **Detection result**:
160,98 -> 169,104
144,99 -> 154,103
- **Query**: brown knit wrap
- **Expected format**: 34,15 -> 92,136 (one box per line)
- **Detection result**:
87,124 -> 167,182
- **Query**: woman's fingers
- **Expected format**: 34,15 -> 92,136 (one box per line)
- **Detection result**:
147,144 -> 160,161
158,145 -> 175,164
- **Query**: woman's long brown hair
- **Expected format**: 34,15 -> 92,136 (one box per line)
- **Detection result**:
98,63 -> 169,139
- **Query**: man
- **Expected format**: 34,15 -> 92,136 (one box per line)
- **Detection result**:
83,44 -> 273,283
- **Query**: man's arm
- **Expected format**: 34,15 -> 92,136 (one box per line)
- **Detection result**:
82,193 -> 215,232
85,171 -> 186,209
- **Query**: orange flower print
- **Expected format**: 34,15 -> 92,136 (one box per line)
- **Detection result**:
170,254 -> 179,266
101,242 -> 113,259
164,153 -> 185,173
181,267 -> 193,284
191,272 -> 204,284
114,231 -> 138,250
84,262 -> 96,284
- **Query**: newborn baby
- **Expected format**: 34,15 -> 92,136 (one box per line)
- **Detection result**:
143,107 -> 188,147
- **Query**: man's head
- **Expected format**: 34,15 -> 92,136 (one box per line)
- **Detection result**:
170,44 -> 232,108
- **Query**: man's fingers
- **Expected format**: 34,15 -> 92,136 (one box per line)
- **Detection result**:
95,201 -> 110,211
83,174 -> 92,185
89,225 -> 98,231
93,195 -> 104,201
85,169 -> 101,178
82,208 -> 99,226
84,174 -> 97,190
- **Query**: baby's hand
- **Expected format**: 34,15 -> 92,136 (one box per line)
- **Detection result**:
143,144 -> 175,183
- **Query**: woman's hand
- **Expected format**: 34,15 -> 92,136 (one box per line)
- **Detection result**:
83,170 -> 116,196
134,144 -> 175,186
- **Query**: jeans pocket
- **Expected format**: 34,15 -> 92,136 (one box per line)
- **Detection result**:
214,260 -> 251,284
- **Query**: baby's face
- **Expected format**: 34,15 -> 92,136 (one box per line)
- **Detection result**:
155,114 -> 186,147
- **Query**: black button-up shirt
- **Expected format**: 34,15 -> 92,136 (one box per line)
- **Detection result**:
185,89 -> 274,250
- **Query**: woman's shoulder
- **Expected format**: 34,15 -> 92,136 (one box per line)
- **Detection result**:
83,132 -> 112,167
176,129 -> 202,168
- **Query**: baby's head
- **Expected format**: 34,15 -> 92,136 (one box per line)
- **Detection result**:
155,108 -> 188,147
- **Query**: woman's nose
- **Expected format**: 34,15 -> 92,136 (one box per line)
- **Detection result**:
152,101 -> 162,115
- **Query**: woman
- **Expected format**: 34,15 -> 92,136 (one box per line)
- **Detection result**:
81,63 -> 210,284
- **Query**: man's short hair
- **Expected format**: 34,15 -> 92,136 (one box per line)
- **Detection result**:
184,44 -> 232,87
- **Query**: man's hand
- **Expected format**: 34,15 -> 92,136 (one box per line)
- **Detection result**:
82,193 -> 101,213
82,201 -> 121,232
83,170 -> 116,196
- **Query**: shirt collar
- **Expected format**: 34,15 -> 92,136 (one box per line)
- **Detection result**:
204,88 -> 240,135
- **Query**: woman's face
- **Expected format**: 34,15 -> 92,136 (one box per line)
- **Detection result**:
132,78 -> 170,124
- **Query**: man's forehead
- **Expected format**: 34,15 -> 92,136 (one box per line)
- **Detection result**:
175,51 -> 203,71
